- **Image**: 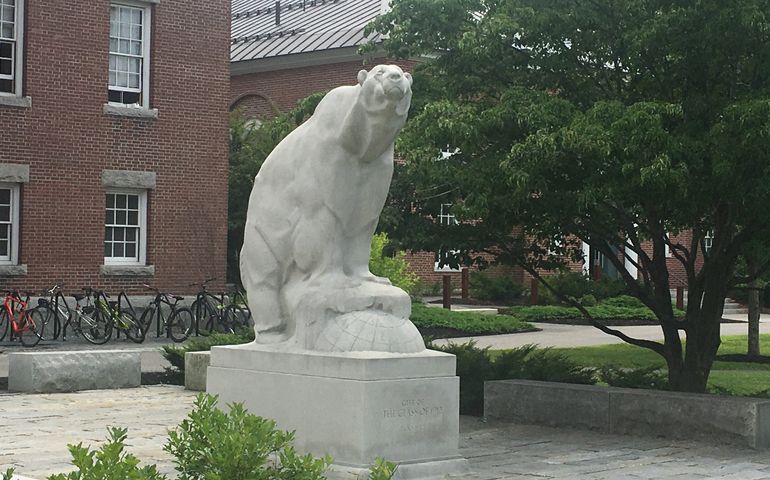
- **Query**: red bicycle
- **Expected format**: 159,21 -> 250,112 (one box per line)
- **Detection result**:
0,290 -> 45,347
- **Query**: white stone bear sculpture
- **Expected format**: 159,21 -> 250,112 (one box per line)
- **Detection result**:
240,65 -> 425,353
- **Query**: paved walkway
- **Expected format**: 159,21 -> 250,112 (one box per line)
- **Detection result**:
1,386 -> 769,479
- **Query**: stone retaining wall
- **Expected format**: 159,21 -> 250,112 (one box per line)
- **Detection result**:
485,380 -> 770,448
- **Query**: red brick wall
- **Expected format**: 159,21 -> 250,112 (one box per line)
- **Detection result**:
0,0 -> 230,294
230,58 -> 418,115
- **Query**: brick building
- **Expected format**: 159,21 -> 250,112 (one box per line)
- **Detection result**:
0,0 -> 230,294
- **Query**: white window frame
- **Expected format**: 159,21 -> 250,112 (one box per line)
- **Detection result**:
0,0 -> 24,97
104,189 -> 147,266
0,183 -> 20,265
108,1 -> 151,109
434,203 -> 461,272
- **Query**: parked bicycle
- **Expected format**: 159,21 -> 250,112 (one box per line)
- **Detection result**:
190,278 -> 250,335
73,288 -> 143,344
35,284 -> 72,341
139,284 -> 193,342
0,290 -> 45,347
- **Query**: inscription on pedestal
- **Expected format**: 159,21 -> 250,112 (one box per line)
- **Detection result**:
382,399 -> 445,433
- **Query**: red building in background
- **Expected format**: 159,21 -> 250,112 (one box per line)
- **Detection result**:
0,0 -> 230,293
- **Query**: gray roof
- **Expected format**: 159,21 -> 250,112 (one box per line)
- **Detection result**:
231,0 -> 383,63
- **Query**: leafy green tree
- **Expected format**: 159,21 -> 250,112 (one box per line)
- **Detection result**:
367,0 -> 770,392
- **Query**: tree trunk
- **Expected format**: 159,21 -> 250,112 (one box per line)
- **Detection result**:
666,305 -> 722,393
748,259 -> 761,357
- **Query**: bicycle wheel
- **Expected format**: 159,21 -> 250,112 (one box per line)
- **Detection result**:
191,299 -> 217,336
120,309 -> 145,343
223,305 -> 250,333
19,308 -> 45,347
168,307 -> 193,342
34,305 -> 56,341
78,307 -> 112,345
139,305 -> 156,338
0,308 -> 9,342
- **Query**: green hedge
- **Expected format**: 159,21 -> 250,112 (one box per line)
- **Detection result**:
501,300 -> 685,323
410,302 -> 536,335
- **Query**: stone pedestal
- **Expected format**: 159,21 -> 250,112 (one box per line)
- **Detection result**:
207,343 -> 468,479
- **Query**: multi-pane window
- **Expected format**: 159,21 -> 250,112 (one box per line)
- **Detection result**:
0,0 -> 16,94
109,4 -> 148,106
0,185 -> 19,264
438,203 -> 458,226
105,191 -> 146,264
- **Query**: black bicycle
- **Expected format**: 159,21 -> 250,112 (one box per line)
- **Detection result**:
190,278 -> 250,335
139,284 -> 193,342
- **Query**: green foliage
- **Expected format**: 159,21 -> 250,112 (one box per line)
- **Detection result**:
601,295 -> 646,309
578,294 -> 597,307
368,0 -> 770,392
598,366 -> 669,390
161,329 -> 254,373
410,302 -> 535,335
538,272 -> 627,305
165,394 -> 330,480
47,427 -> 167,480
3,468 -> 15,480
501,301 -> 685,323
430,341 -> 596,415
368,459 -> 398,480
369,233 -> 419,295
469,271 -> 525,303
228,93 -> 326,284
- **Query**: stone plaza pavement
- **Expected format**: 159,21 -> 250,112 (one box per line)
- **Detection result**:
2,385 -> 770,480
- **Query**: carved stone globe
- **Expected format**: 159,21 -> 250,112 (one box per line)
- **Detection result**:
314,310 -> 425,354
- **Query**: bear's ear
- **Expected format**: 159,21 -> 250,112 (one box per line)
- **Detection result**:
404,72 -> 413,85
358,69 -> 368,86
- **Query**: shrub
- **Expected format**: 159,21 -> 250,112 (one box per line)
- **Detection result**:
369,233 -> 419,295
598,366 -> 669,390
431,340 -> 496,416
578,294 -> 598,306
538,271 -> 627,304
47,427 -> 167,480
429,341 -> 597,415
161,329 -> 254,373
601,295 -> 646,308
3,469 -> 15,480
469,272 -> 525,303
165,394 -> 330,480
410,302 -> 535,335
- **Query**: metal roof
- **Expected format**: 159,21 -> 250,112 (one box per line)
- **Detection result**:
231,0 -> 383,63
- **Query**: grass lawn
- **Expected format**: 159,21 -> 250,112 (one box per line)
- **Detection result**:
411,302 -> 536,336
549,334 -> 770,396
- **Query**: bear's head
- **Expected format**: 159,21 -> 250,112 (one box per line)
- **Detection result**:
357,64 -> 413,117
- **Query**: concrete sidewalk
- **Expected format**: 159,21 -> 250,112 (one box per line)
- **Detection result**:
1,385 -> 770,479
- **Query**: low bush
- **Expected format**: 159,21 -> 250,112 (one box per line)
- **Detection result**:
538,271 -> 628,304
161,329 -> 254,373
430,341 -> 597,415
410,302 -> 535,335
501,300 -> 685,324
598,366 -> 669,390
166,394 -> 329,480
601,295 -> 646,308
47,427 -> 166,480
44,394 -> 394,480
469,272 -> 525,303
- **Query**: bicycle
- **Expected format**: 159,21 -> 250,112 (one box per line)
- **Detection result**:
139,284 -> 193,342
35,284 -> 72,341
0,290 -> 45,347
93,289 -> 144,343
190,278 -> 250,335
72,288 -> 143,344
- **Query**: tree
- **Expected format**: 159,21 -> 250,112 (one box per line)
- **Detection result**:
367,0 -> 770,392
